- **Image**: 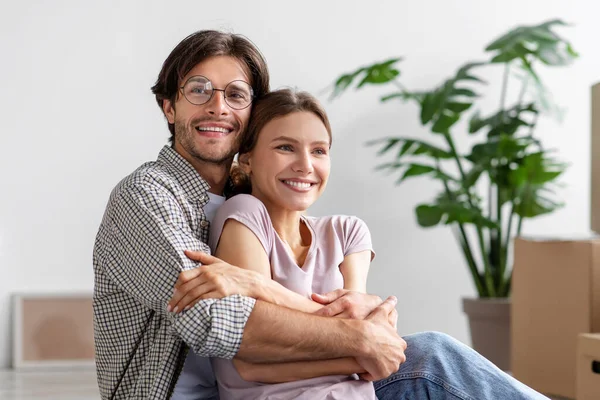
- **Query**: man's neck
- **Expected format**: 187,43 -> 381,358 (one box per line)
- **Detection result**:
172,145 -> 231,195
198,162 -> 231,195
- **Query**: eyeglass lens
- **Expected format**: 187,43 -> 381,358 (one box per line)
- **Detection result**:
182,76 -> 253,109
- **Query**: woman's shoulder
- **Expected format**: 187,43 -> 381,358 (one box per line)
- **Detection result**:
209,194 -> 274,253
217,194 -> 269,218
307,214 -> 369,232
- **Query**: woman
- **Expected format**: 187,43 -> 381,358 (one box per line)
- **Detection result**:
175,88 -> 380,399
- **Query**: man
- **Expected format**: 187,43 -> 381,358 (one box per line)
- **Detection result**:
93,29 -> 548,399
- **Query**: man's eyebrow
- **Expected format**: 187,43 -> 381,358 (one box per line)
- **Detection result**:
271,136 -> 330,146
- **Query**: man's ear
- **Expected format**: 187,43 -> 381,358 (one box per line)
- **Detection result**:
238,153 -> 251,174
162,99 -> 175,124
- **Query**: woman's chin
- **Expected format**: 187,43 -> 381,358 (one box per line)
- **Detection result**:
279,197 -> 316,213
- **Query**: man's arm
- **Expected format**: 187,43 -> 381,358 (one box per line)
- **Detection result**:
238,296 -> 406,382
101,183 -> 254,359
166,251 -> 406,380
233,356 -> 364,383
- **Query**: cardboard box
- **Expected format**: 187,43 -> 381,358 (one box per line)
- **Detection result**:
592,83 -> 600,233
512,237 -> 600,399
577,333 -> 600,400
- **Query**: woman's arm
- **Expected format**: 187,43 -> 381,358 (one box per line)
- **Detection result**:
232,243 -> 374,383
214,219 -> 323,313
339,250 -> 372,293
218,219 -> 373,383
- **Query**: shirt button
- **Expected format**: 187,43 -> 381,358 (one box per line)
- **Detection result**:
199,194 -> 207,202
200,220 -> 209,228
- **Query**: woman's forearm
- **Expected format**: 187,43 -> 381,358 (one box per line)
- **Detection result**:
256,278 -> 323,314
234,357 -> 365,383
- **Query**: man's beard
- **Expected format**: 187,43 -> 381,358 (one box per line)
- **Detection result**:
174,118 -> 240,165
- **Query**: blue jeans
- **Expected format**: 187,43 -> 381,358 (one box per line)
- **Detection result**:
374,332 -> 549,400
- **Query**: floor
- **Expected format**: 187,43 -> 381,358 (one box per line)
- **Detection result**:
0,368 -> 100,400
0,368 -> 572,400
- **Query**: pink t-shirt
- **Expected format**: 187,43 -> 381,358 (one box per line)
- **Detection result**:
208,194 -> 376,400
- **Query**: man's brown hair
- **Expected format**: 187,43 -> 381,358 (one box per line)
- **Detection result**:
151,30 -> 270,142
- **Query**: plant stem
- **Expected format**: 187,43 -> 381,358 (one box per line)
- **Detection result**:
391,79 -> 409,93
452,219 -> 485,296
437,159 -> 485,296
495,179 -> 503,294
500,64 -> 510,110
499,201 -> 515,295
517,214 -> 524,236
517,76 -> 529,105
444,133 -> 497,297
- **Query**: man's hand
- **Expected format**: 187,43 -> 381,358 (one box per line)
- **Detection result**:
355,296 -> 406,381
311,289 -> 384,320
167,250 -> 265,312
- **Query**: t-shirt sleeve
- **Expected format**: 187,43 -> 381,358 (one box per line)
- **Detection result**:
339,216 -> 376,261
209,194 -> 274,256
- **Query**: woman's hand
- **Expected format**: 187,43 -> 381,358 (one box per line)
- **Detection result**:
312,289 -> 398,328
167,250 -> 266,312
310,289 -> 381,319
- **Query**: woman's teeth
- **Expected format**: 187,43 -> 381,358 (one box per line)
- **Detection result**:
284,180 -> 312,189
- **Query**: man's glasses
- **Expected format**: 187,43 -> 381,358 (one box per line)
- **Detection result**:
180,76 -> 254,110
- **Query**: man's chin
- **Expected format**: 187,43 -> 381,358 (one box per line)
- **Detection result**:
190,150 -> 236,166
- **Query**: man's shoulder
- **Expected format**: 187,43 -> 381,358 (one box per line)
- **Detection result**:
110,158 -> 184,201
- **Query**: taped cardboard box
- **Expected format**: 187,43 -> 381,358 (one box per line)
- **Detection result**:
511,236 -> 600,399
577,333 -> 600,400
591,82 -> 600,233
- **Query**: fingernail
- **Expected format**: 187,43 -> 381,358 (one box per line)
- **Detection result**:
390,296 -> 397,304
173,306 -> 179,313
167,305 -> 172,312
184,306 -> 191,311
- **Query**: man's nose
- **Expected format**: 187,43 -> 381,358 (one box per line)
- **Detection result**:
206,90 -> 229,115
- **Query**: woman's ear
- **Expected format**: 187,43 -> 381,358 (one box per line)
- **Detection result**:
238,153 -> 251,174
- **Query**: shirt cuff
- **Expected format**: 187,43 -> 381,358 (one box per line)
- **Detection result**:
201,294 -> 257,359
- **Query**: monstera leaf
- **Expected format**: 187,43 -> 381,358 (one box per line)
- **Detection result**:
485,19 -> 578,83
329,57 -> 403,99
419,62 -> 486,134
327,18 -> 577,298
469,103 -> 539,137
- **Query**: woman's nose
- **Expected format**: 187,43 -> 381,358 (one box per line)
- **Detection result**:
292,152 -> 313,173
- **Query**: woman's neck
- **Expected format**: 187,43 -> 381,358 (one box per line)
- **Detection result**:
252,194 -> 312,266
269,208 -> 305,247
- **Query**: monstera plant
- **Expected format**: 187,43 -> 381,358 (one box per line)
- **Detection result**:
330,19 -> 577,300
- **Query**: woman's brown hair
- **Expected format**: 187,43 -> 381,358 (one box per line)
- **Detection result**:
228,88 -> 332,197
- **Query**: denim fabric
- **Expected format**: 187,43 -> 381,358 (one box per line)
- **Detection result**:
374,332 -> 549,400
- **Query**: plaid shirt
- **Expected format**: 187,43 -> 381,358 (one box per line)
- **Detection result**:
93,145 -> 256,400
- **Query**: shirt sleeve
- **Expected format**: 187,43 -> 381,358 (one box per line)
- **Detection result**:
100,182 -> 255,359
209,194 -> 274,256
340,216 -> 376,261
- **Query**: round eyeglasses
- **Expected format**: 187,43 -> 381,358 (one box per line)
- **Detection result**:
180,76 -> 254,110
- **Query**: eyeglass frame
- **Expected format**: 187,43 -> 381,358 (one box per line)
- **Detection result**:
178,75 -> 255,110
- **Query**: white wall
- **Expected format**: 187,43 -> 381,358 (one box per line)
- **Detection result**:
0,0 -> 597,368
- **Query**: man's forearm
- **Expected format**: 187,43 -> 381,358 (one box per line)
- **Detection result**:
234,357 -> 364,383
236,300 -> 368,363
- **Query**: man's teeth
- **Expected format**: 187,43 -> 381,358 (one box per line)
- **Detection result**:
284,180 -> 312,189
196,127 -> 230,133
